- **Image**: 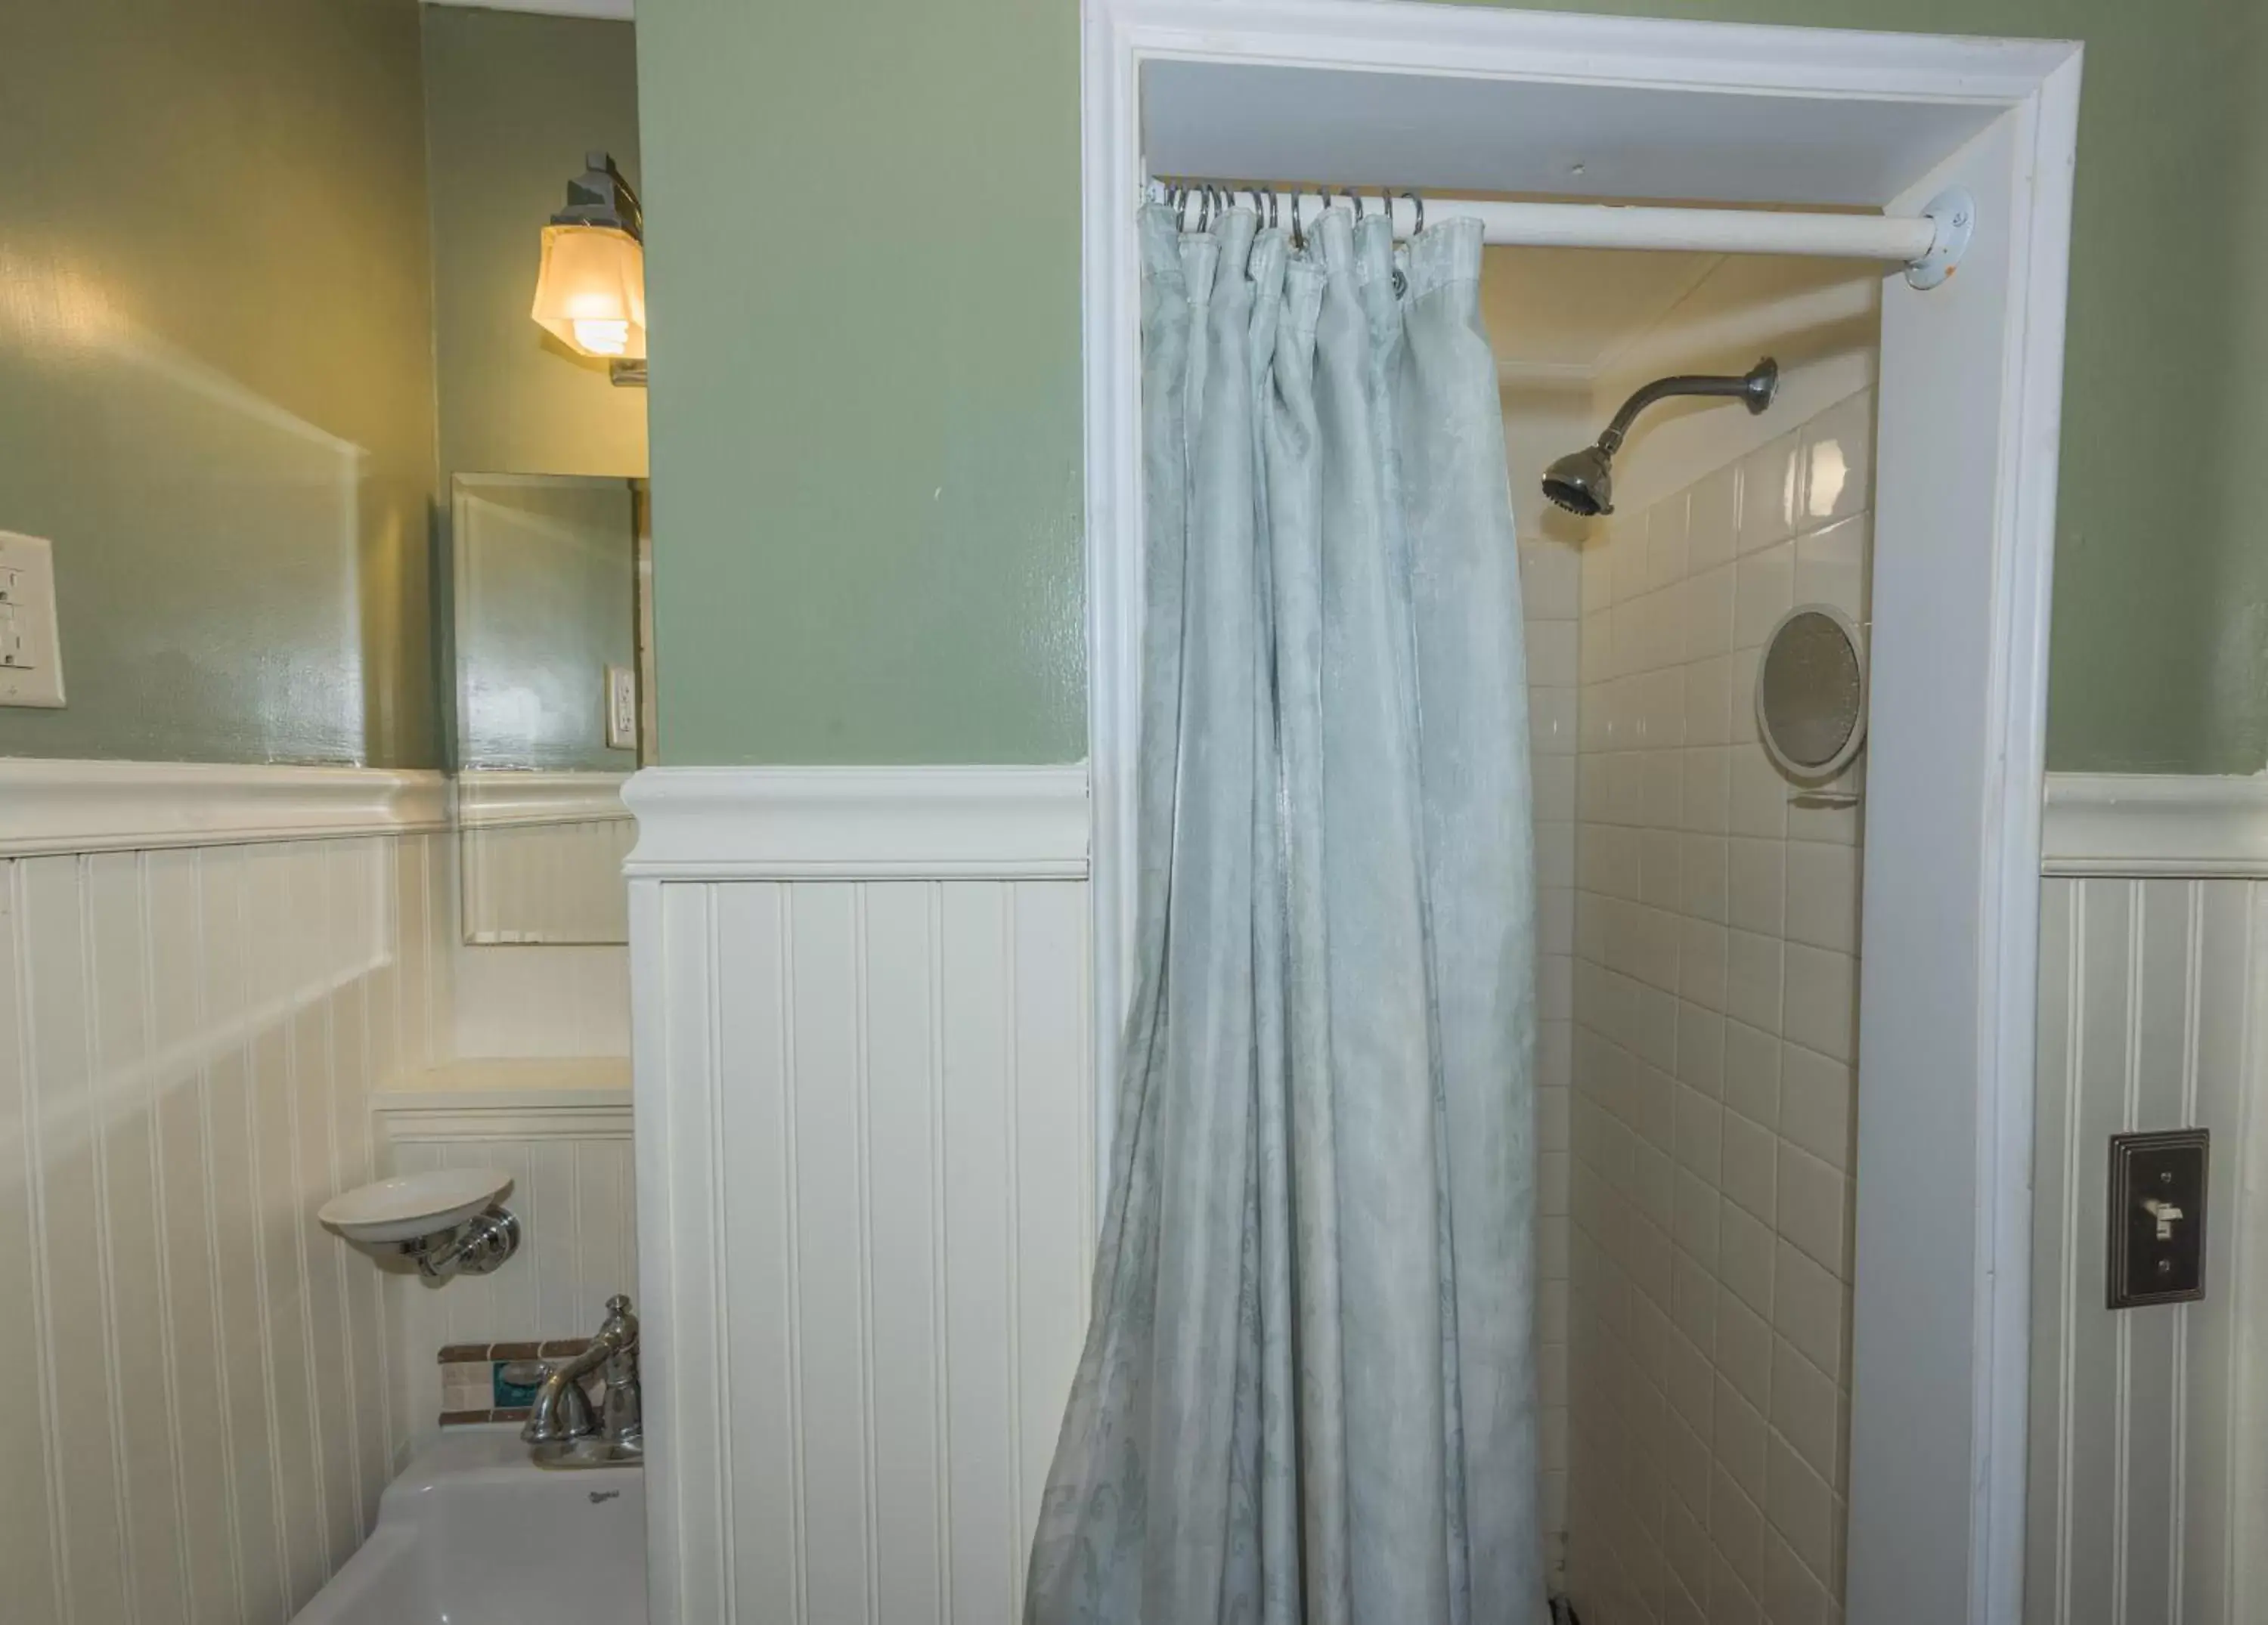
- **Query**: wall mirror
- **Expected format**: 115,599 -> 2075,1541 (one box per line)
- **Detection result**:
451,471 -> 651,945
1755,602 -> 1868,782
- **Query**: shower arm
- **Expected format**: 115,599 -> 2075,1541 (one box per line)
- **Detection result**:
1592,364 -> 1777,457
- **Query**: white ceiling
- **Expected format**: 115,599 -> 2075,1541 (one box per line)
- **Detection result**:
1142,62 -> 2002,209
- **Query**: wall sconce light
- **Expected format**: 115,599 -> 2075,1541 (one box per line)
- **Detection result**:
531,149 -> 647,388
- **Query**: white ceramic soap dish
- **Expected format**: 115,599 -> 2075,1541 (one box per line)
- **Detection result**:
321,1168 -> 521,1281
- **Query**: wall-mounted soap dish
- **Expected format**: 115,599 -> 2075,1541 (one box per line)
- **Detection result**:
320,1168 -> 521,1281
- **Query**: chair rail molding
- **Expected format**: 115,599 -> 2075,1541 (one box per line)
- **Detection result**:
621,763 -> 1091,881
457,769 -> 631,828
2041,772 -> 2268,877
0,757 -> 451,857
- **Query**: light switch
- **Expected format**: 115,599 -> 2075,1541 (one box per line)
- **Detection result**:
0,532 -> 64,708
605,663 -> 637,750
2107,1128 -> 2209,1308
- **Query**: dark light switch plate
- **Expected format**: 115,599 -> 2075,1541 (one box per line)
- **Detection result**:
2107,1128 -> 2209,1309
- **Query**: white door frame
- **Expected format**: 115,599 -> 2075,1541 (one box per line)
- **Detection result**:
1080,5 -> 2081,1621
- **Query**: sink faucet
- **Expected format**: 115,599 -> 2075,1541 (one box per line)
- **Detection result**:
522,1295 -> 640,1449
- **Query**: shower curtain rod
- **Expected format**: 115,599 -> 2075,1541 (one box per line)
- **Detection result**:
1149,182 -> 1969,281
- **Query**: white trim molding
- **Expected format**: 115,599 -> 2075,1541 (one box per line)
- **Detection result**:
2040,772 -> 2268,876
621,764 -> 1090,880
457,769 -> 631,828
421,0 -> 633,20
0,757 -> 451,857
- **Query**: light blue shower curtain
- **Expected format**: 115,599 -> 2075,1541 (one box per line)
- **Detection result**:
1026,199 -> 1544,1625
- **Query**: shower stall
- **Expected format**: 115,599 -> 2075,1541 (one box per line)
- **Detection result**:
1064,8 -> 2079,1623
620,10 -> 2084,1625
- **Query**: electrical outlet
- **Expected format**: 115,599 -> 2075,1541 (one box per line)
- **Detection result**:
605,663 -> 637,750
0,532 -> 65,708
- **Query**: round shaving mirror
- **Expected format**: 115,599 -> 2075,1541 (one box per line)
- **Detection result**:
1755,604 -> 1867,781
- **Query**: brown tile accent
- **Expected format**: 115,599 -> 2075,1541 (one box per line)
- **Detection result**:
492,1406 -> 532,1423
436,1336 -> 594,1363
438,1410 -> 492,1427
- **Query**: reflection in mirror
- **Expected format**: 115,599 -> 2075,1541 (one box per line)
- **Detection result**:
452,472 -> 646,945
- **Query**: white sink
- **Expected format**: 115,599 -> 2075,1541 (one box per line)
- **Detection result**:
293,1428 -> 646,1623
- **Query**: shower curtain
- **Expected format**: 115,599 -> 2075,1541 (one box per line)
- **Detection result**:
1027,199 -> 1543,1624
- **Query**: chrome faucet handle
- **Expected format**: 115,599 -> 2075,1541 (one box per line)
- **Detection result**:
596,1295 -> 641,1447
518,1360 -> 597,1444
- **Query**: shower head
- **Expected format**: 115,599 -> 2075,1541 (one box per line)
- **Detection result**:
1541,445 -> 1615,518
1541,357 -> 1780,518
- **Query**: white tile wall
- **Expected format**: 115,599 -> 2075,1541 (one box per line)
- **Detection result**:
1562,387 -> 1873,1625
0,831 -> 454,1625
1522,531 -> 1582,1566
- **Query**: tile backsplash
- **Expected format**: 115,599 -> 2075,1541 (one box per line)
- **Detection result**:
437,1337 -> 595,1425
1561,387 -> 1872,1625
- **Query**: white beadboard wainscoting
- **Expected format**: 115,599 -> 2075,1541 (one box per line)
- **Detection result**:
460,817 -> 637,942
457,770 -> 635,946
453,936 -> 632,1059
0,824 -> 454,1625
452,771 -> 634,1057
2029,775 -> 2268,1625
624,766 -> 1095,1625
375,1059 -> 638,1450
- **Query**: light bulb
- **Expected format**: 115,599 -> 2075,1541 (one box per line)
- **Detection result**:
572,318 -> 631,358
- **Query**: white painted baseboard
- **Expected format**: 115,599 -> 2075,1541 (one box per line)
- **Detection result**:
0,757 -> 451,856
2040,772 -> 2268,877
626,765 -> 1095,1625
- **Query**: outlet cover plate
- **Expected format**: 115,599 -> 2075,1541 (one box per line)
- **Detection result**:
0,531 -> 65,708
605,663 -> 637,750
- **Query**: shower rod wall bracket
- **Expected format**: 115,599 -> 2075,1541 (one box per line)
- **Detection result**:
1906,187 -> 1975,291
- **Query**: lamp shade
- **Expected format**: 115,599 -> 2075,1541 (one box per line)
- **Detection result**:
531,224 -> 647,361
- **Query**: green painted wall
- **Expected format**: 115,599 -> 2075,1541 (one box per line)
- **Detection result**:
637,0 -> 1083,764
423,6 -> 646,486
640,0 -> 2268,772
0,0 -> 441,767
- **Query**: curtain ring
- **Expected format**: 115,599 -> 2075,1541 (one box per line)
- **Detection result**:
1266,188 -> 1279,231
1289,187 -> 1305,251
1198,185 -> 1214,233
1342,186 -> 1363,219
1247,186 -> 1267,223
1404,190 -> 1424,235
